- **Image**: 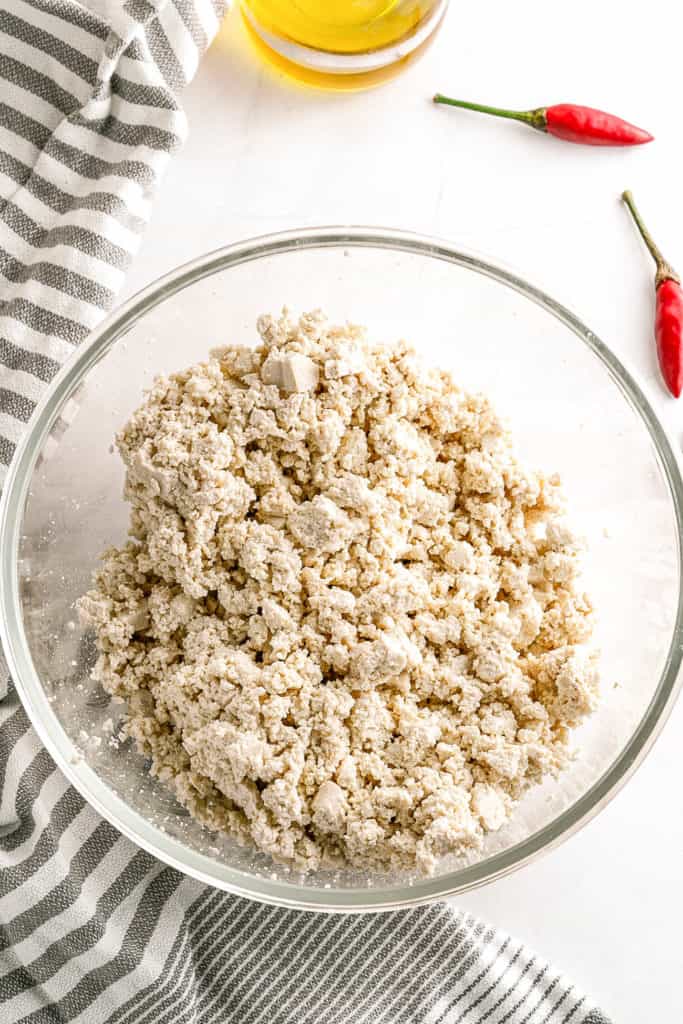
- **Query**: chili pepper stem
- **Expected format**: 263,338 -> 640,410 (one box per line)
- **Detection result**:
622,190 -> 680,286
432,94 -> 547,132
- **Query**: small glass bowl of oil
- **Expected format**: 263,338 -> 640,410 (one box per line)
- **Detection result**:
240,0 -> 449,90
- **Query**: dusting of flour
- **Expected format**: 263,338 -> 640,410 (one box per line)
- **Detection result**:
79,310 -> 598,875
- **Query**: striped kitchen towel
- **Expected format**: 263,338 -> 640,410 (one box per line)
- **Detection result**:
0,2 -> 612,1022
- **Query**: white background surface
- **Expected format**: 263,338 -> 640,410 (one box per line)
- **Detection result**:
122,3 -> 683,1020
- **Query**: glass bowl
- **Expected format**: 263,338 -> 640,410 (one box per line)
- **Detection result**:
1,228 -> 682,912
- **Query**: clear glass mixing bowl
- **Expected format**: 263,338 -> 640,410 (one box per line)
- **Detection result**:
1,228 -> 682,911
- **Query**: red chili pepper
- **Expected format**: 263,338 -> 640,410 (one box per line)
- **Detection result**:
433,94 -> 653,147
622,190 -> 683,399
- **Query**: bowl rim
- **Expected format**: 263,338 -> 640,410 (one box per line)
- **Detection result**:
1,225 -> 682,912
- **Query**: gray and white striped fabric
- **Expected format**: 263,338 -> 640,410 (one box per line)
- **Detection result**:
0,3 -> 611,1022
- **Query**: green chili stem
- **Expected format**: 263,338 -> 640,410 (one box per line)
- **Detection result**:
622,190 -> 680,286
432,94 -> 547,131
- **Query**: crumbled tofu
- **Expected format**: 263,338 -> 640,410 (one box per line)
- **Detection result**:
312,780 -> 347,833
471,783 -> 508,831
261,352 -> 319,393
79,309 -> 598,876
288,495 -> 354,553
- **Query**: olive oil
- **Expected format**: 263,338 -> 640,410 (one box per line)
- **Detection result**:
240,0 -> 447,90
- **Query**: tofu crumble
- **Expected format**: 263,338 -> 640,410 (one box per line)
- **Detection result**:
79,310 -> 598,875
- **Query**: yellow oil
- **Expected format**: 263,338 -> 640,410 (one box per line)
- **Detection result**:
240,0 -> 444,89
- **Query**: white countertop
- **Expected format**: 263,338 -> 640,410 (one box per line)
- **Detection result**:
122,3 -> 683,1019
